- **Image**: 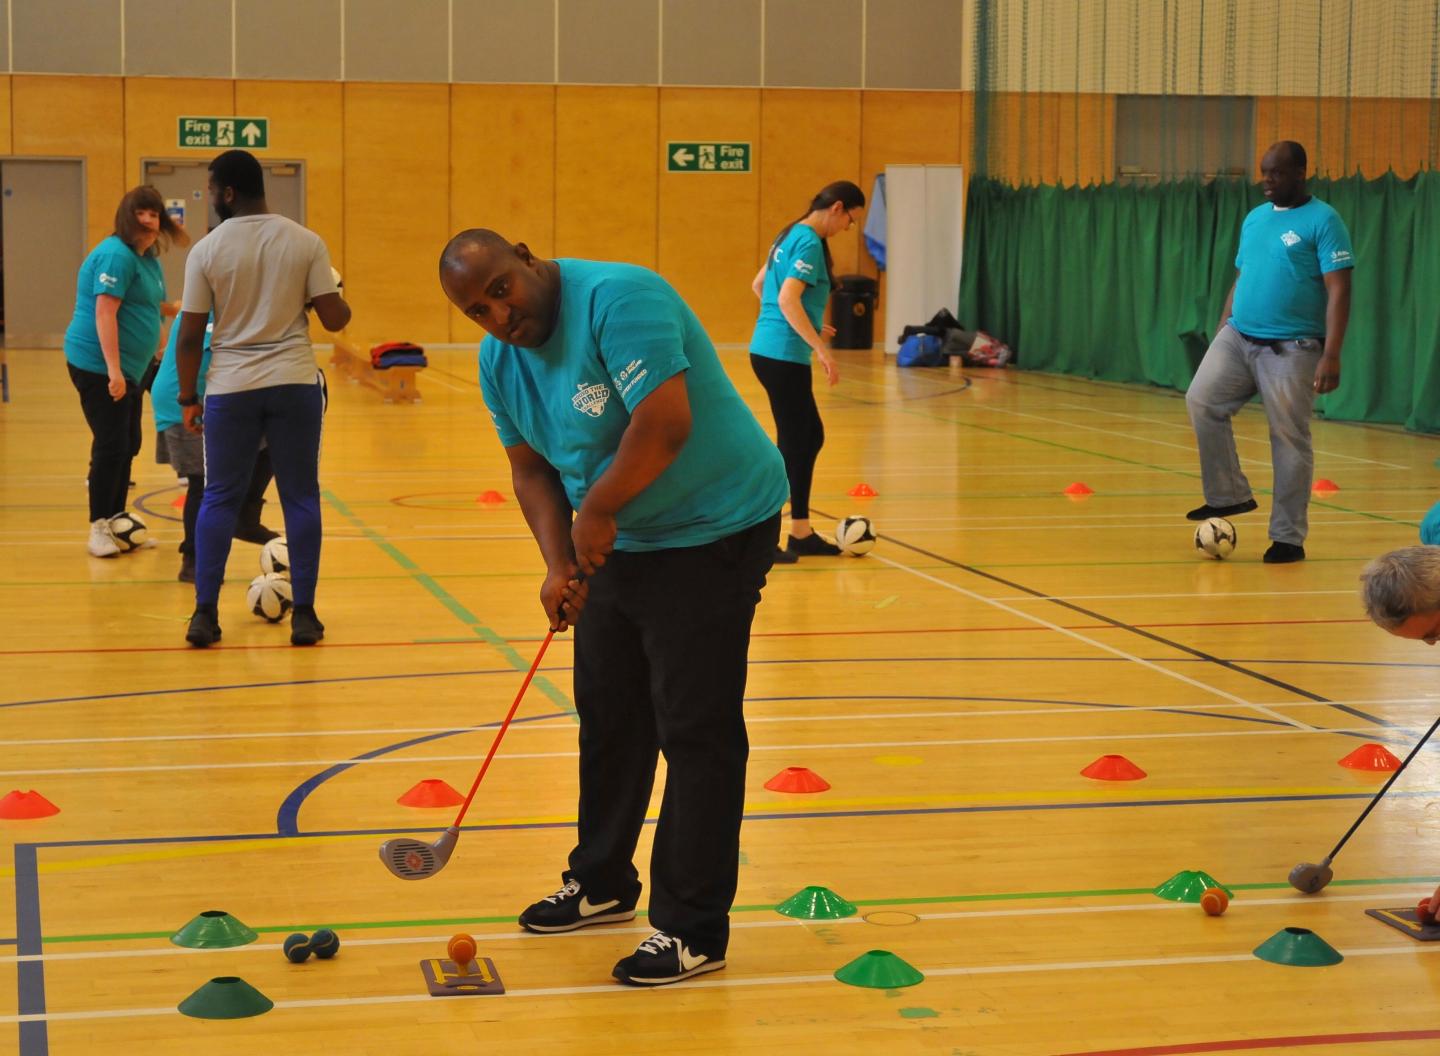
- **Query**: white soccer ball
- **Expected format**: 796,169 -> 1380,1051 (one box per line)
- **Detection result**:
108,511 -> 148,552
247,572 -> 294,623
1194,516 -> 1237,559
260,536 -> 289,577
835,515 -> 876,556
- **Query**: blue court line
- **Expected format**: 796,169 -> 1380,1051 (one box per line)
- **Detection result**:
0,666 -> 529,709
274,711 -> 571,837
8,661 -> 1430,711
14,845 -> 46,1055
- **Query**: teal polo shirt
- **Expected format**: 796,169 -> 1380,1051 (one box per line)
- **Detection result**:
479,259 -> 788,551
63,235 -> 167,382
750,223 -> 831,364
1229,198 -> 1354,340
151,316 -> 213,433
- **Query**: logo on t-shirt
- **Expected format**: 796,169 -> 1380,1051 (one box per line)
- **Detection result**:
572,381 -> 611,418
98,272 -> 119,288
792,258 -> 815,277
1331,248 -> 1353,265
1280,230 -> 1301,247
613,360 -> 648,400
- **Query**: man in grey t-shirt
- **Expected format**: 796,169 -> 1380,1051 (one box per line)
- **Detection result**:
175,150 -> 351,648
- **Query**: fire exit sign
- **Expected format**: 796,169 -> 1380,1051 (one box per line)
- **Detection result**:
179,117 -> 269,150
667,142 -> 751,172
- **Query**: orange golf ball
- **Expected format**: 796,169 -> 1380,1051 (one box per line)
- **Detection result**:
1200,887 -> 1229,916
448,933 -> 476,969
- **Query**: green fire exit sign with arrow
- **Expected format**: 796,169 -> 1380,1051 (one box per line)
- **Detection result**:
179,117 -> 269,150
667,142 -> 751,172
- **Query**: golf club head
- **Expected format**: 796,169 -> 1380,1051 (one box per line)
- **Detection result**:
379,827 -> 459,880
1288,859 -> 1334,894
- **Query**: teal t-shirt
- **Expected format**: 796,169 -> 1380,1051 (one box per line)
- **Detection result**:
63,235 -> 167,382
1229,198 -> 1354,340
151,316 -> 213,433
749,223 -> 831,364
479,259 -> 788,551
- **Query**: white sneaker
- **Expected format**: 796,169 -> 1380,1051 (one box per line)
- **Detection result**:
87,519 -> 120,558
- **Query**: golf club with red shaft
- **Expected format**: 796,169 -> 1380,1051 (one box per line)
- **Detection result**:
379,618 -> 561,880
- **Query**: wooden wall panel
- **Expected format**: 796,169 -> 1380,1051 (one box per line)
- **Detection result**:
449,84 -> 556,342
123,78 -> 234,186
758,89 -> 862,277
657,88 -> 761,345
555,86 -> 658,267
0,77 -> 12,155
235,81 -> 345,270
11,76 -> 125,247
343,83 -> 451,344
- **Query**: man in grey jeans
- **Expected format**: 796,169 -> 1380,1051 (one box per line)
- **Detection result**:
1185,141 -> 1353,564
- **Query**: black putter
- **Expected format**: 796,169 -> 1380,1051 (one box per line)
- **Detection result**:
1290,713 -> 1440,893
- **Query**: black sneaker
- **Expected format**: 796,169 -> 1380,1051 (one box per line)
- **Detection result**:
178,553 -> 196,583
772,546 -> 799,565
787,532 -> 842,557
612,931 -> 725,986
518,878 -> 637,933
234,522 -> 280,545
291,606 -> 326,646
1263,541 -> 1306,564
1185,499 -> 1258,522
185,608 -> 222,648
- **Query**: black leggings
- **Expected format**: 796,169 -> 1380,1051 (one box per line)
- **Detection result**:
750,354 -> 823,520
68,363 -> 142,522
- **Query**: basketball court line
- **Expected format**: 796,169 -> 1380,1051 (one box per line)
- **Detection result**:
6,941 -> 1440,1025
860,549 -> 1305,728
4,887 -> 1427,964
846,526 -> 1392,729
1051,398 -> 1413,469
14,694 -> 1439,749
4,724 -> 1393,778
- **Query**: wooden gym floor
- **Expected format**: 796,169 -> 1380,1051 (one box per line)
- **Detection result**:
3,342 -> 1440,1055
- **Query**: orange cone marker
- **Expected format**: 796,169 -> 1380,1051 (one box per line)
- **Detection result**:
1063,482 -> 1094,496
848,483 -> 877,498
477,490 -> 507,504
0,790 -> 60,819
764,767 -> 831,793
397,779 -> 466,807
1337,743 -> 1401,772
1080,754 -> 1146,781
1312,479 -> 1339,494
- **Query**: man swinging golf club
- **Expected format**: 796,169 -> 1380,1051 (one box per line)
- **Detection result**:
438,229 -> 787,986
1290,546 -> 1440,896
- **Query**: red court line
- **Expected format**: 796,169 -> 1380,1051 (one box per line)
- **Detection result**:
0,618 -> 1370,656
1055,1028 -> 1440,1056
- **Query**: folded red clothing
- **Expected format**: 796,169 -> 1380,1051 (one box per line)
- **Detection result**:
370,341 -> 425,367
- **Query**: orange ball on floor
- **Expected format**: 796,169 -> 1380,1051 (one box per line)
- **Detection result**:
1200,887 -> 1229,916
448,933 -> 476,969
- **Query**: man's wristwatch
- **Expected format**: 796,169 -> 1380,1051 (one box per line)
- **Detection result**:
177,393 -> 200,407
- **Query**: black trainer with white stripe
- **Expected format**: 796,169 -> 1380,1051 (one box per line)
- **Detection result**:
518,878 -> 638,933
611,931 -> 725,986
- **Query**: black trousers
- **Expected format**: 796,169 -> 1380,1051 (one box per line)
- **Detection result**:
180,448 -> 275,555
68,363 -> 141,521
750,354 -> 824,520
564,512 -> 780,957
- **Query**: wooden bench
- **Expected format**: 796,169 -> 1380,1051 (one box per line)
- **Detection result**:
329,334 -> 423,404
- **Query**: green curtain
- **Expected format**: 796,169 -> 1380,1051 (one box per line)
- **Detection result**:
958,172 -> 1440,432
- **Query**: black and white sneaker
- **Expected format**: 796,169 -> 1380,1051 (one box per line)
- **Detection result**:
518,879 -> 637,933
612,931 -> 725,986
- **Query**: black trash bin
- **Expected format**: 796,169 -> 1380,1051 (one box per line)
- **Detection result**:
831,274 -> 878,349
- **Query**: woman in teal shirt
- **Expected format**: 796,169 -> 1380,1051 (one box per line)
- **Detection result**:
749,180 -> 865,561
64,186 -> 186,557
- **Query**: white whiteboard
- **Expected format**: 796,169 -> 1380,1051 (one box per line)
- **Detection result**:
884,165 -> 966,353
